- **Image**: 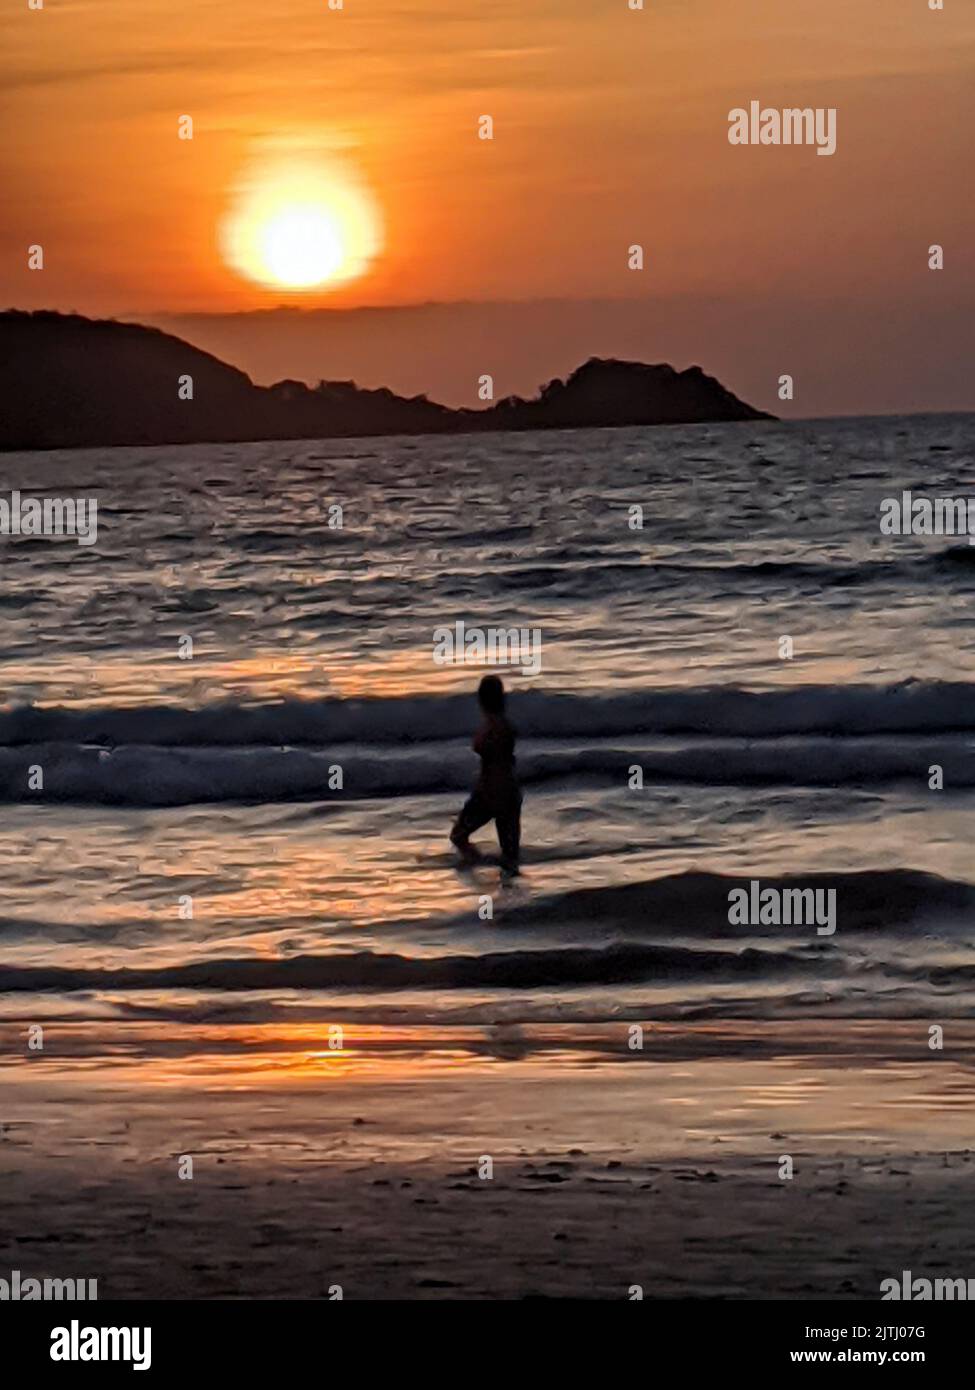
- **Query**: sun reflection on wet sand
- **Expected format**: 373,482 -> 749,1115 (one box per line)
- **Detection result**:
4,1020 -> 975,1148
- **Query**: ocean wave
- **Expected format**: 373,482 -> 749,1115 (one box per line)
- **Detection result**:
0,732 -> 974,804
2,681 -> 974,805
134,538 -> 975,593
497,868 -> 975,935
0,941 -> 810,995
3,868 -> 969,992
3,680 -> 974,749
1,870 -> 969,1010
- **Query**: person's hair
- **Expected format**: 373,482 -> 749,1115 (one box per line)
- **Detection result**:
477,674 -> 505,714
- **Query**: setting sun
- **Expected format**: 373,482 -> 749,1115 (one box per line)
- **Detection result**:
219,150 -> 382,292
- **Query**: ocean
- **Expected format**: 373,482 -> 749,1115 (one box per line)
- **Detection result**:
2,412 -> 974,1038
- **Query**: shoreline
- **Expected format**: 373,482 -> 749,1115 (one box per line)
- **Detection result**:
3,1021 -> 972,1299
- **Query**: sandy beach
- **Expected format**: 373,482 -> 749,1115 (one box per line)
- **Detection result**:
2,1020 -> 972,1300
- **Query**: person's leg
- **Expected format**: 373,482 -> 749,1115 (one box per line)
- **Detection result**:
450,792 -> 492,850
496,794 -> 521,868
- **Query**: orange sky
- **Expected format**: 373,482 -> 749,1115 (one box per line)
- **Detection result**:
1,0 -> 973,413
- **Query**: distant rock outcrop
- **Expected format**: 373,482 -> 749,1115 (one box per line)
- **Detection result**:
480,357 -> 771,430
0,310 -> 773,451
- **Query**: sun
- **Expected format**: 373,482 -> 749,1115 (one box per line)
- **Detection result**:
260,206 -> 344,288
220,152 -> 382,292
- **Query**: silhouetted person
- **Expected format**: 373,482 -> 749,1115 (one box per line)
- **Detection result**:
450,675 -> 521,871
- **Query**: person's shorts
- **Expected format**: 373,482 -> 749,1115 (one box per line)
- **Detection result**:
452,790 -> 522,860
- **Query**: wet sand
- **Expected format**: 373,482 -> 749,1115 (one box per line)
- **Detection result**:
1,1021 -> 972,1299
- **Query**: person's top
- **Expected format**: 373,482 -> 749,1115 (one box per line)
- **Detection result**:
473,714 -> 518,799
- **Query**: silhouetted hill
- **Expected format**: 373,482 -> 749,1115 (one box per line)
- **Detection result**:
479,356 -> 772,430
0,310 -> 773,451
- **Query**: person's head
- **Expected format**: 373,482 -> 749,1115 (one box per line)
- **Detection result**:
477,674 -> 505,715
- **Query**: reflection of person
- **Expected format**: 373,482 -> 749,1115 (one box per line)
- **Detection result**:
450,675 -> 522,871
